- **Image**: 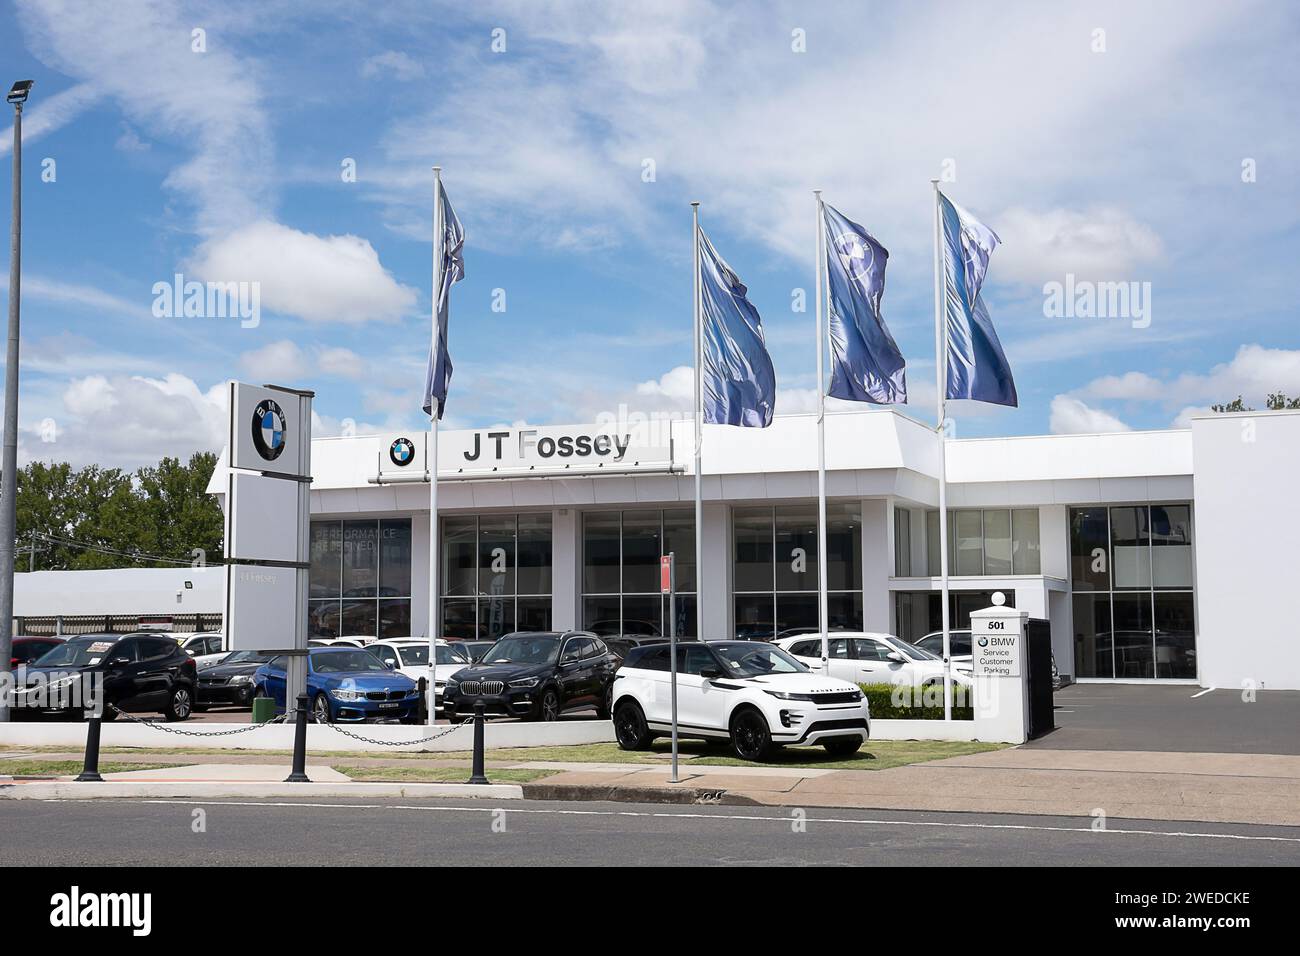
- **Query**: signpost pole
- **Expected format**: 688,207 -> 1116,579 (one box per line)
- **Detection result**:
662,552 -> 679,784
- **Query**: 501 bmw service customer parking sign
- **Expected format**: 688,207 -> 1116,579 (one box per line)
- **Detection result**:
972,617 -> 1022,678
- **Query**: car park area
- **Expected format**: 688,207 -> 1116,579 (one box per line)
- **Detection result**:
1030,683 -> 1300,754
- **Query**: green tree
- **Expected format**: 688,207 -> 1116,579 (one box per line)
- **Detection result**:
14,452 -> 223,570
1211,392 -> 1300,413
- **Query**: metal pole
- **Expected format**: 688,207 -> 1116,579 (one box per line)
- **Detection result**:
691,202 -> 703,642
284,694 -> 310,782
428,166 -> 443,725
75,715 -> 104,783
933,180 -> 953,722
0,98 -> 24,723
467,700 -> 489,784
667,551 -> 678,783
814,191 -> 830,675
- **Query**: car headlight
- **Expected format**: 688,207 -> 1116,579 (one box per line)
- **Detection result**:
332,687 -> 364,701
229,675 -> 253,685
508,677 -> 540,688
445,681 -> 459,694
763,690 -> 813,701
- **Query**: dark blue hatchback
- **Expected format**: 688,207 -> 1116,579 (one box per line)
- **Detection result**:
253,647 -> 420,723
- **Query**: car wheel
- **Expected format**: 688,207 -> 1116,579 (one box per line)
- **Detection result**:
596,683 -> 613,720
613,700 -> 652,751
822,737 -> 863,757
164,684 -> 194,722
537,688 -> 561,722
729,707 -> 772,762
312,693 -> 332,724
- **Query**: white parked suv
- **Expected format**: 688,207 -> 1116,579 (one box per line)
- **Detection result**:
367,638 -> 471,712
611,640 -> 870,761
773,632 -> 974,689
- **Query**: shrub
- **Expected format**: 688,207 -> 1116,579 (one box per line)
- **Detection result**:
859,682 -> 974,720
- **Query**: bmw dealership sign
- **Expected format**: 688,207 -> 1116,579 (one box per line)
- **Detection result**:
228,383 -> 308,477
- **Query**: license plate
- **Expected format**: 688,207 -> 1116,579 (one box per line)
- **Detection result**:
378,702 -> 399,709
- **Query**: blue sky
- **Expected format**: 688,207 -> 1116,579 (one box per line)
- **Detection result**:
1,0 -> 1298,468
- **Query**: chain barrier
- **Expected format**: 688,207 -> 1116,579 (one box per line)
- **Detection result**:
105,703 -> 290,737
310,713 -> 474,748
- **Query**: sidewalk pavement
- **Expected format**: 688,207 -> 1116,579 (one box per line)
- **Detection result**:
4,747 -> 1299,827
517,749 -> 1300,826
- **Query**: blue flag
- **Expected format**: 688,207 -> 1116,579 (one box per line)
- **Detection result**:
423,184 -> 465,419
698,229 -> 776,427
823,203 -> 906,404
939,192 -> 1017,407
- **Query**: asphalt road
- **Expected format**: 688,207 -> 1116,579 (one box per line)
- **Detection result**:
1029,684 -> 1300,754
5,797 -> 1298,866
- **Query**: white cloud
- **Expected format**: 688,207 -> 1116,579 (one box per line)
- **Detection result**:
0,82 -> 102,156
1078,345 -> 1300,409
1049,396 -> 1131,434
994,206 -> 1164,285
24,373 -> 227,469
189,221 -> 418,324
240,340 -> 307,381
114,125 -> 150,152
18,0 -> 273,235
361,50 -> 426,82
317,347 -> 369,380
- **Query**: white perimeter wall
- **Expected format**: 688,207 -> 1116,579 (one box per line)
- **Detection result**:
1192,412 -> 1300,690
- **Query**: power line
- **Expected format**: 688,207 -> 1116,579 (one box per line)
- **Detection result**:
29,531 -> 216,568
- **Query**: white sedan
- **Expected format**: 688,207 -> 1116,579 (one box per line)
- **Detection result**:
367,639 -> 471,712
772,632 -> 972,689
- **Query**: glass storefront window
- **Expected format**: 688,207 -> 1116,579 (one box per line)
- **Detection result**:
983,509 -> 1012,575
733,504 -> 862,639
894,508 -> 911,577
1068,504 -> 1195,680
1151,505 -> 1193,589
892,590 -> 1015,644
926,508 -> 1042,576
1072,593 -> 1114,679
309,519 -> 412,638
1110,506 -> 1151,590
1012,508 -> 1041,574
440,513 -> 553,641
1070,507 -> 1110,590
581,510 -> 697,638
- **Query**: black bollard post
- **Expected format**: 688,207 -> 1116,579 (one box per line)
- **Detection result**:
466,700 -> 489,785
75,713 -> 104,782
284,694 -> 310,783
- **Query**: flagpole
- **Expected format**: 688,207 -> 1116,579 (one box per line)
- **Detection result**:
813,191 -> 830,675
932,179 -> 953,722
691,201 -> 703,641
428,165 -> 443,726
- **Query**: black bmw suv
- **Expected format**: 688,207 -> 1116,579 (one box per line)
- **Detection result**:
443,631 -> 619,722
18,632 -> 198,721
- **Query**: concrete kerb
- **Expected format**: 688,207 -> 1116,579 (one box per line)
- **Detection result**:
0,780 -> 524,801
0,718 -> 616,753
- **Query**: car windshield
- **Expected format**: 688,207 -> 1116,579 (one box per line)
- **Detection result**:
32,637 -> 120,668
482,636 -> 559,665
311,650 -> 388,674
223,650 -> 270,665
887,637 -> 939,661
714,643 -> 808,677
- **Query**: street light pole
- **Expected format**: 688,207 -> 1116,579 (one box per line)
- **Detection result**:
0,80 -> 33,724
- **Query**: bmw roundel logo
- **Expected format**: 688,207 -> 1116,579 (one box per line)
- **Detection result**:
832,231 -> 876,283
389,437 -> 415,467
251,399 -> 287,461
977,635 -> 989,648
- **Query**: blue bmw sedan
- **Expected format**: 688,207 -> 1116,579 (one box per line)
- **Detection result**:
253,647 -> 420,723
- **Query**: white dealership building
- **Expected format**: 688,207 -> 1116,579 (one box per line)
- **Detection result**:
190,406 -> 1296,691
